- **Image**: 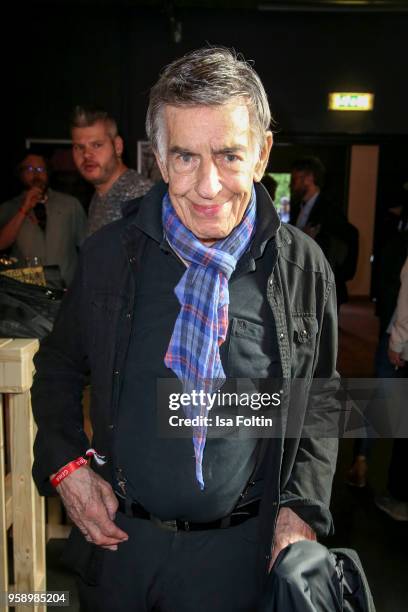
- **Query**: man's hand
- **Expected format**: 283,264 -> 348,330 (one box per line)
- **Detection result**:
55,464 -> 128,551
388,348 -> 405,369
21,185 -> 48,215
268,507 -> 316,572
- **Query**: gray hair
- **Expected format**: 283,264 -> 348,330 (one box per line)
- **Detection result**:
70,106 -> 118,139
146,47 -> 272,160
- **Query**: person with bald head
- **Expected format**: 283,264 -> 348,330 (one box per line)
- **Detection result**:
0,151 -> 87,286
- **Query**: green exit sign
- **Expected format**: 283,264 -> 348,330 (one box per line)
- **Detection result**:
329,92 -> 374,111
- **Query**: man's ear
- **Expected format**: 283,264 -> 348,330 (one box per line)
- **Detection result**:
114,136 -> 124,158
253,131 -> 273,182
154,151 -> 169,183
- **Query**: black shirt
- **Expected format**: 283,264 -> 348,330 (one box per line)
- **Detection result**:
115,189 -> 281,522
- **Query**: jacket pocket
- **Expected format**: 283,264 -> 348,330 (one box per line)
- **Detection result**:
293,315 -> 319,343
225,317 -> 280,379
88,292 -> 127,355
291,315 -> 319,377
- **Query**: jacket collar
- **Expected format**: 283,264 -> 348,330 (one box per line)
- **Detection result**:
252,182 -> 281,257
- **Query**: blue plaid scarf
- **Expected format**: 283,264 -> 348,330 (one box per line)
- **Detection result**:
162,190 -> 256,489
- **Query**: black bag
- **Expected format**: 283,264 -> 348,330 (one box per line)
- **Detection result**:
331,547 -> 376,612
259,540 -> 375,612
0,274 -> 63,339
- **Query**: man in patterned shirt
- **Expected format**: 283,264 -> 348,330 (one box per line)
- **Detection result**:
71,106 -> 153,235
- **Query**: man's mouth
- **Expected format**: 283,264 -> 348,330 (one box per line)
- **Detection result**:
83,163 -> 99,172
192,203 -> 225,217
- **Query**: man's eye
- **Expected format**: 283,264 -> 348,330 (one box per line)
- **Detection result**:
93,143 -> 102,149
217,153 -> 242,164
178,153 -> 192,163
173,152 -> 198,174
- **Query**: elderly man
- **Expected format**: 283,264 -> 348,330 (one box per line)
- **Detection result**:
71,106 -> 152,235
0,152 -> 86,286
32,48 -> 339,611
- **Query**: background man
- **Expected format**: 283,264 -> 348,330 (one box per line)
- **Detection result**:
32,48 -> 339,611
289,156 -> 359,307
71,106 -> 152,235
0,151 -> 86,286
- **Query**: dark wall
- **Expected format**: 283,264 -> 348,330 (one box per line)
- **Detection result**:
2,5 -> 408,200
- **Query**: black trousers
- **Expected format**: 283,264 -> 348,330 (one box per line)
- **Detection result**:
78,511 -> 260,612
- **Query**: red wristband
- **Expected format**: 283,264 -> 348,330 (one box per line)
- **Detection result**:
19,207 -> 29,217
51,456 -> 88,488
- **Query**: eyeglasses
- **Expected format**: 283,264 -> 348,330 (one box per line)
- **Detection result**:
21,165 -> 46,174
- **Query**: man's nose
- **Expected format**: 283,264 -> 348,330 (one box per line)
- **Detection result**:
83,147 -> 94,159
195,159 -> 222,199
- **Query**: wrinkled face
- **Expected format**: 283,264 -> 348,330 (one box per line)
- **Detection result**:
71,121 -> 123,187
19,154 -> 48,189
156,102 -> 272,245
290,170 -> 311,200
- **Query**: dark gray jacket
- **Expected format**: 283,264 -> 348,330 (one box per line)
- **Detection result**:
31,181 -> 339,579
